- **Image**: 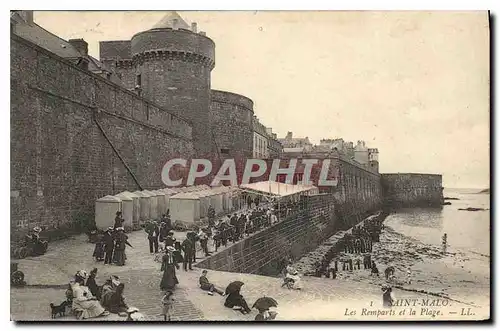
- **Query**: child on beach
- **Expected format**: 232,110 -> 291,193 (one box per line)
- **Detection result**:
442,233 -> 448,254
161,291 -> 174,321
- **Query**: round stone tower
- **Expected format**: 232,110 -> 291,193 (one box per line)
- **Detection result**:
131,12 -> 215,157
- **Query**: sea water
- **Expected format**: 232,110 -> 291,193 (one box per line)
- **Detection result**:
384,188 -> 490,256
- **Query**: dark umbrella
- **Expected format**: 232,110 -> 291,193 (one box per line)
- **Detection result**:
252,297 -> 278,311
225,281 -> 244,294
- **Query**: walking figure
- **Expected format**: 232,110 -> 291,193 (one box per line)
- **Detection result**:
161,291 -> 174,321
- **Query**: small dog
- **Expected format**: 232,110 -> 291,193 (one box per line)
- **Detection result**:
50,301 -> 69,319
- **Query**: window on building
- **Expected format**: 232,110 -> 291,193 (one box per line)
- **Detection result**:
221,148 -> 230,154
136,74 -> 142,87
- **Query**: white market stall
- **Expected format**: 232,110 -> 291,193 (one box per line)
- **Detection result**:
169,192 -> 201,226
152,190 -> 167,217
161,188 -> 178,214
191,190 -> 213,219
114,192 -> 133,229
133,190 -> 151,223
95,195 -> 121,230
142,190 -> 159,220
211,186 -> 232,213
206,189 -> 224,215
239,181 -> 319,218
117,191 -> 141,229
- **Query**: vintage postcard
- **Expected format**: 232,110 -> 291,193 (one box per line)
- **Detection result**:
10,10 -> 490,322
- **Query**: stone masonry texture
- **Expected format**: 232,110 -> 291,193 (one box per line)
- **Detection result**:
195,193 -> 381,276
381,173 -> 444,208
131,28 -> 216,158
210,89 -> 254,159
10,35 -> 194,239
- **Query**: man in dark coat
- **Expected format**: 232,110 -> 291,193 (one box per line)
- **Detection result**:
114,228 -> 132,266
146,221 -> 160,254
181,236 -> 194,271
237,214 -> 246,238
159,222 -> 169,243
207,205 -> 215,228
103,227 -> 115,265
230,215 -> 239,240
363,254 -> 372,269
114,211 -> 125,229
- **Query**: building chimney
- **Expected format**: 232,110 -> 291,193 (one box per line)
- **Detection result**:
286,131 -> 293,140
26,11 -> 33,23
191,22 -> 197,33
69,38 -> 88,56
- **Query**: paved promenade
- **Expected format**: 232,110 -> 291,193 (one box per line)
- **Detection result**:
12,229 -> 477,322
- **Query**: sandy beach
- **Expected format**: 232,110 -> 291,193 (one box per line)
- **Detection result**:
332,225 -> 490,311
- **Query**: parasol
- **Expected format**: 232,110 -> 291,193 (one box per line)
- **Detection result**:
225,281 -> 244,294
252,296 -> 278,311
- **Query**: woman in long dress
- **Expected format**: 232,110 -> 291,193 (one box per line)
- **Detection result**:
100,276 -> 120,309
105,283 -> 128,314
160,246 -> 179,291
113,228 -> 132,266
72,270 -> 109,320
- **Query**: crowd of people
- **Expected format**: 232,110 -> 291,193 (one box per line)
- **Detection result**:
305,215 -> 385,280
209,198 -> 305,252
80,195 -> 306,321
58,268 -> 145,321
151,197 -> 308,321
92,212 -> 133,266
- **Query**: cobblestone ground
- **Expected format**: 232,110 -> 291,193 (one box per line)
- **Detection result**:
10,230 -> 208,321
11,230 -> 465,322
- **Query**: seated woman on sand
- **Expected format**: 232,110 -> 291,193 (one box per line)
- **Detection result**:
282,261 -> 302,290
104,283 -> 129,314
100,276 -> 120,308
72,270 -> 109,320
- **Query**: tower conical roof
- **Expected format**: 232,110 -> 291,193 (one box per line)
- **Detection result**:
152,11 -> 190,30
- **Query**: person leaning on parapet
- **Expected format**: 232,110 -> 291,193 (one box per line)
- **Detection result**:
270,212 -> 278,226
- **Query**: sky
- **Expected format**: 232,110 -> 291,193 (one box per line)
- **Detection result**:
33,11 -> 490,189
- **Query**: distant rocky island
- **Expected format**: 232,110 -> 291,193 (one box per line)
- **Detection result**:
477,188 -> 490,194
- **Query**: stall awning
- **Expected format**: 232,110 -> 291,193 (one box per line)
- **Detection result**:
239,181 -> 316,198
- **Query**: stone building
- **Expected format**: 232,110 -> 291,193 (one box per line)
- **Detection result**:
99,11 -> 279,161
9,10 -> 275,233
253,116 -> 269,159
266,128 -> 283,158
99,12 -> 216,157
210,90 -> 254,159
252,117 -> 283,159
278,132 -> 313,151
